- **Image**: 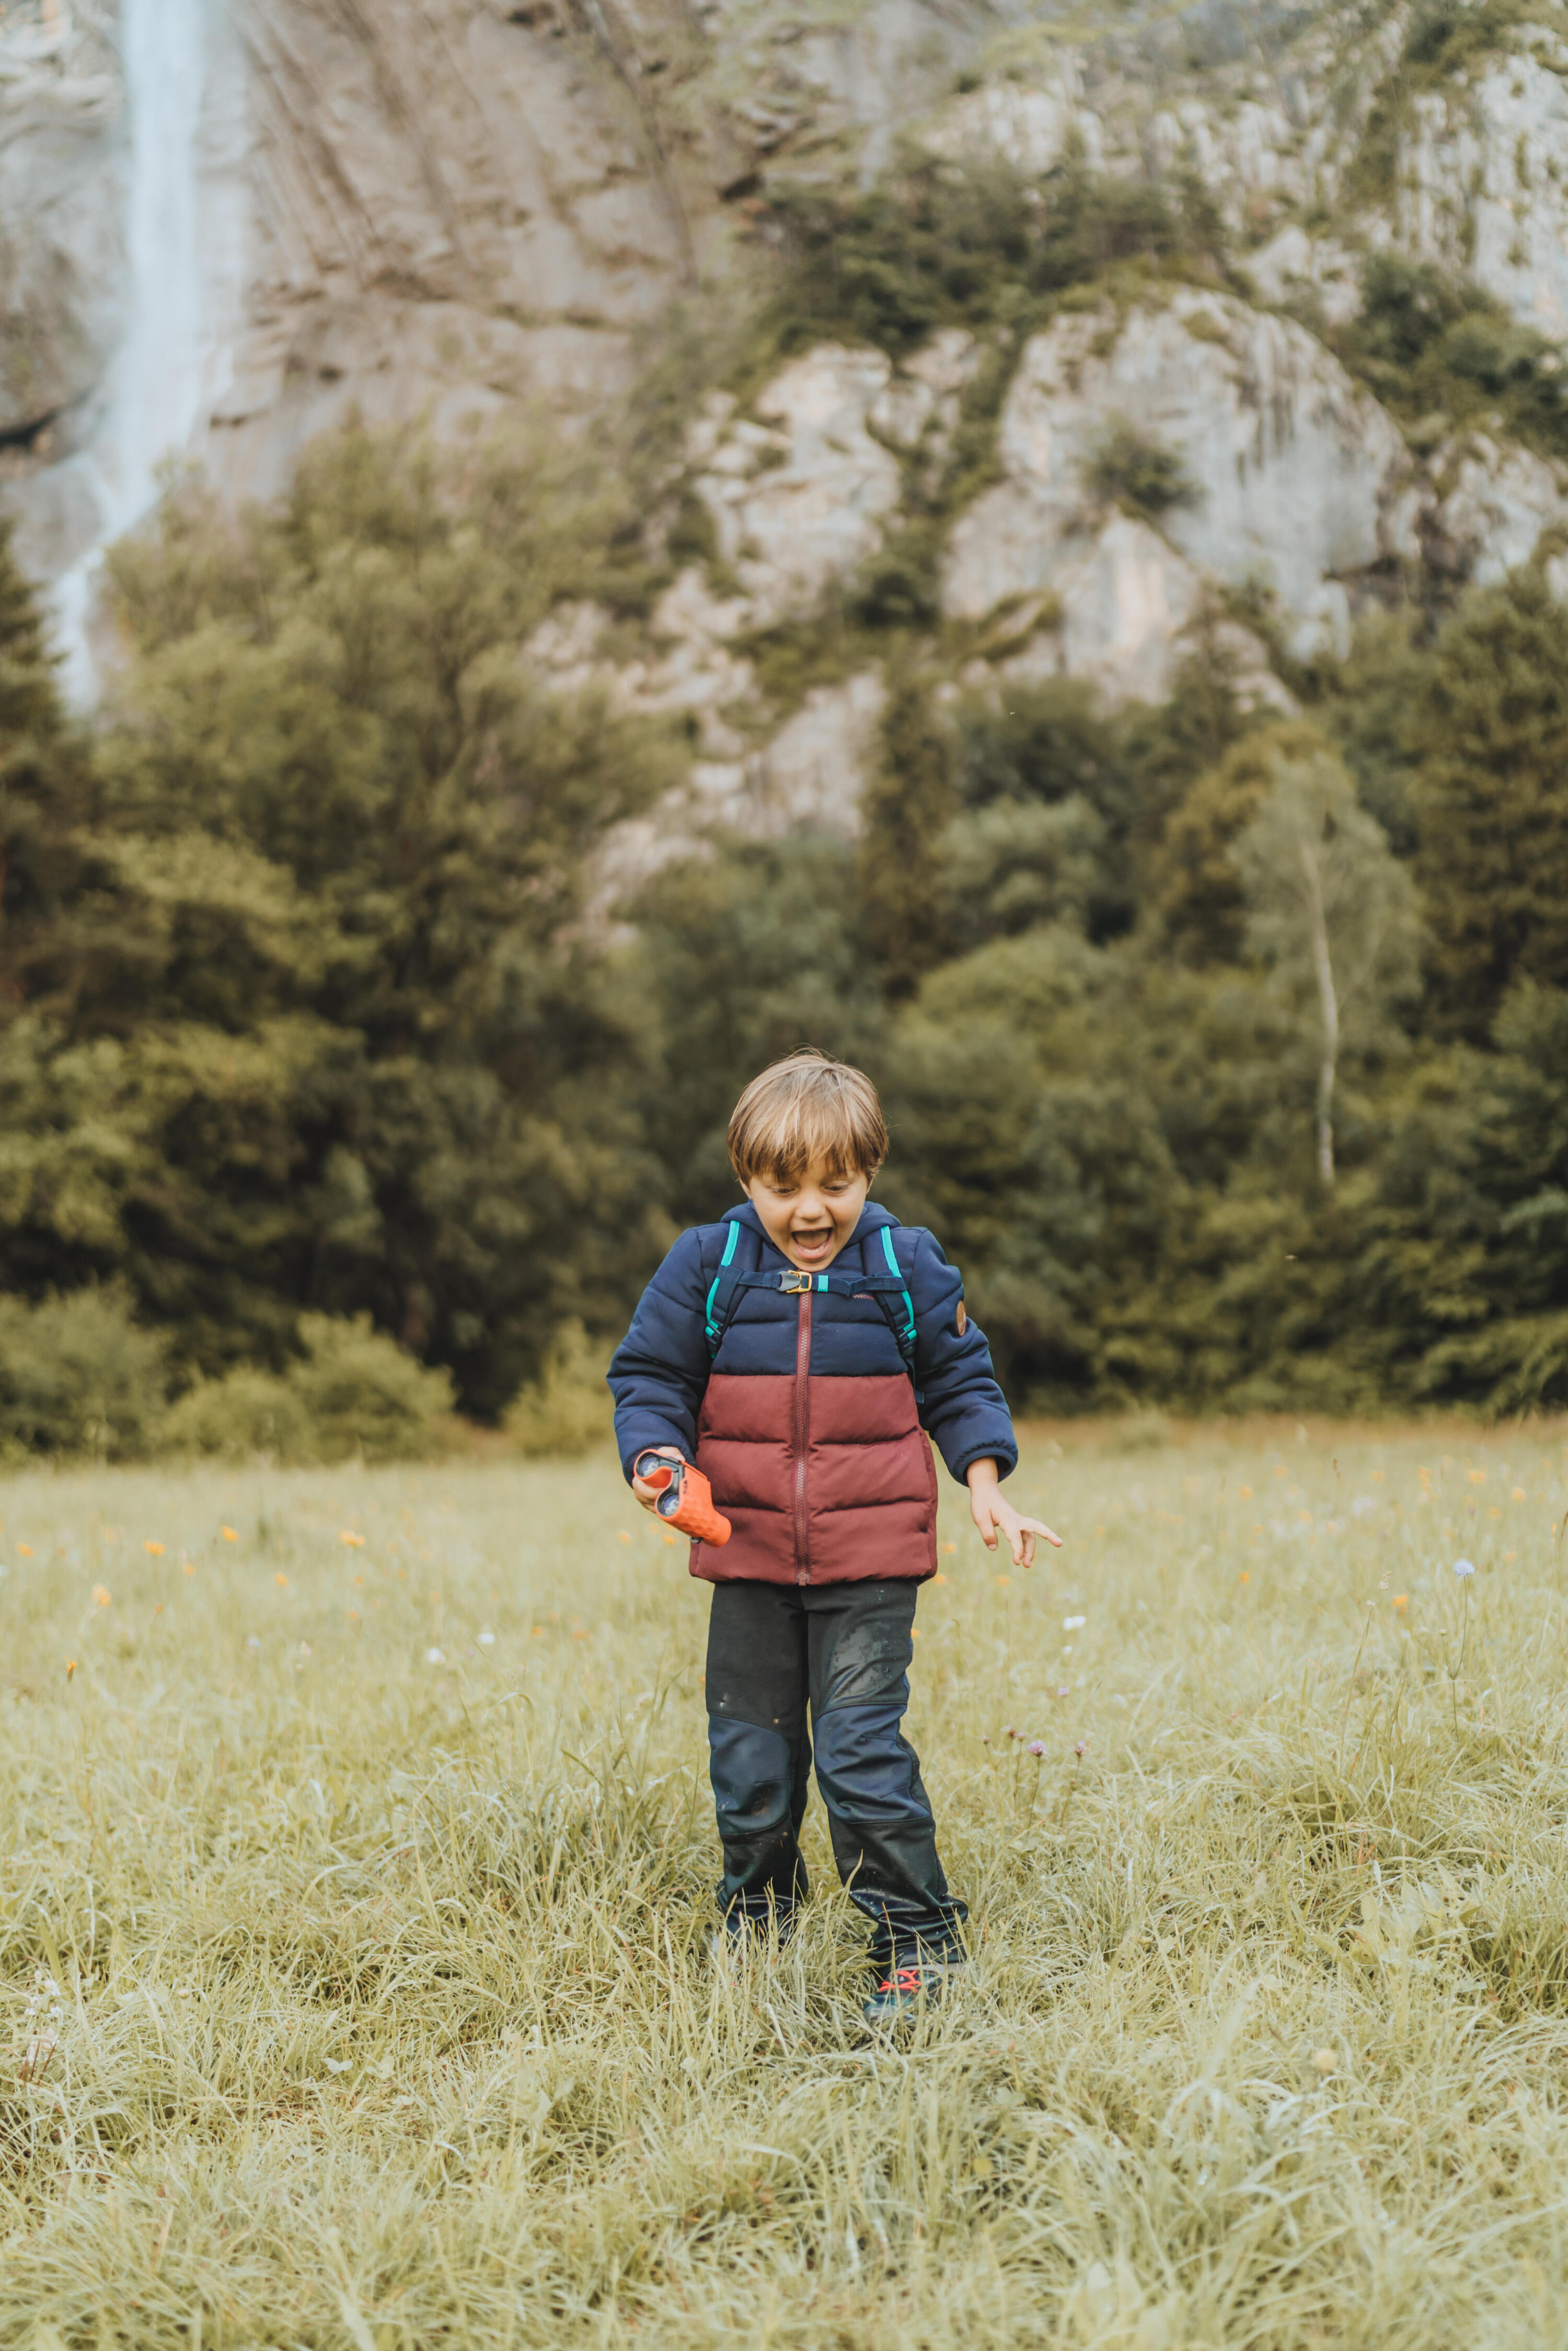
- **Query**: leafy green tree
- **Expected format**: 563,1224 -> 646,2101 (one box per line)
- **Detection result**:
1151,720 -> 1323,965
622,833 -> 886,1224
1310,611 -> 1433,858
1,428 -> 682,1415
1234,746 -> 1419,1186
1413,570 -> 1568,1034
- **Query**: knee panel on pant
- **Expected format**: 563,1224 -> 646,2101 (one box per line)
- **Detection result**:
708,1716 -> 796,1843
812,1703 -> 932,1831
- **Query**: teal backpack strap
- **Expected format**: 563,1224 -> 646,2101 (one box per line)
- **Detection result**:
869,1225 -> 919,1382
705,1220 -> 759,1357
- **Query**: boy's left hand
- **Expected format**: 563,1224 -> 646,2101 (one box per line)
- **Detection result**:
966,1460 -> 1061,1568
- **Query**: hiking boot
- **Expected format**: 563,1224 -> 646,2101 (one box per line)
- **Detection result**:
861,1958 -> 959,2030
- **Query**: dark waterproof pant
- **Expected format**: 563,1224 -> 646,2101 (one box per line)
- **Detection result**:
704,1577 -> 967,1969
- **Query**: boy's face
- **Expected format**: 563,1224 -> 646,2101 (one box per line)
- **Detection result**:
744,1156 -> 872,1272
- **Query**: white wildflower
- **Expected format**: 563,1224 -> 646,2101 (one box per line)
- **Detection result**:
18,1964 -> 64,2084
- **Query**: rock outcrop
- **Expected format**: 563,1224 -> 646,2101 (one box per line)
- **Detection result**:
211,0 -> 691,502
694,346 -> 903,630
945,292 -> 1416,662
1398,31 -> 1568,342
1430,429 -> 1568,584
0,4 -> 126,498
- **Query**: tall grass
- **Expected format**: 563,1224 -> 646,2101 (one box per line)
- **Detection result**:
2,1423 -> 1567,2347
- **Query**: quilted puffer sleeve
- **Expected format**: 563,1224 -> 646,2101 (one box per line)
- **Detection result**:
606,1227 -> 715,1481
907,1229 -> 1019,1485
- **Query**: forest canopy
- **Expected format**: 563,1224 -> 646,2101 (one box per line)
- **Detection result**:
7,150 -> 1568,1442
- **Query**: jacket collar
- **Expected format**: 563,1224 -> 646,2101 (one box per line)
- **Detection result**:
721,1196 -> 898,1265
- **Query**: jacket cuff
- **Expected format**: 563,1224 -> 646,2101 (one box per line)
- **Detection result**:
616,1425 -> 691,1484
949,1441 -> 1017,1485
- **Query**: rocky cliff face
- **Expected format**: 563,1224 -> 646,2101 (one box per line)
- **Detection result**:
0,2 -> 126,558
2,0 -> 691,586
210,0 -> 693,495
11,0 -> 1568,836
2,0 -> 984,584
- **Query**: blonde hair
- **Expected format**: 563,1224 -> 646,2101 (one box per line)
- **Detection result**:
728,1049 -> 887,1188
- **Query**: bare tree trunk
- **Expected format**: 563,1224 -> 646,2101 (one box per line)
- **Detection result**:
1299,835 -> 1338,1188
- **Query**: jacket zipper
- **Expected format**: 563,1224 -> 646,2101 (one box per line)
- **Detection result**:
793,1288 -> 812,1583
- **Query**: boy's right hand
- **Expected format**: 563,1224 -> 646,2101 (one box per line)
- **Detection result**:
631,1445 -> 685,1513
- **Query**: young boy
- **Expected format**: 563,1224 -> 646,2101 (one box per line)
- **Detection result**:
607,1048 -> 1057,2026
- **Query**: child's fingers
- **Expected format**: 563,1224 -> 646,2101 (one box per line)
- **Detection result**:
631,1446 -> 684,1505
1019,1514 -> 1063,1548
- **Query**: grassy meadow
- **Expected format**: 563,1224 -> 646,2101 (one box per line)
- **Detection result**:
2,1423 -> 1568,2347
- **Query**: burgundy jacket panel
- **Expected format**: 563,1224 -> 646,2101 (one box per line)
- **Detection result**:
801,1493 -> 936,1585
691,1362 -> 937,1586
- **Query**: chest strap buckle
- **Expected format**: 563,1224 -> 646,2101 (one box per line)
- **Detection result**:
779,1270 -> 814,1292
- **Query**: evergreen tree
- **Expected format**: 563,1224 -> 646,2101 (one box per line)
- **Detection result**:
0,517 -> 57,742
856,666 -> 956,999
1413,569 -> 1568,1034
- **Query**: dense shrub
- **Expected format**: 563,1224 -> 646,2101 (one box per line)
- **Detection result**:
164,1314 -> 453,1464
504,1320 -> 616,1458
0,1285 -> 168,1461
762,162 -> 1229,360
1342,256 -> 1568,457
1081,420 -> 1198,522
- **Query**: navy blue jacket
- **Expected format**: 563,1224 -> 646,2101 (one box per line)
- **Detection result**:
608,1202 -> 1016,1586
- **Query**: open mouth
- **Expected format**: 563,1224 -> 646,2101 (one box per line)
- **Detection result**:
791,1229 -> 834,1261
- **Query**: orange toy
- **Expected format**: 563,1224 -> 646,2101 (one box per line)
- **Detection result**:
633,1452 -> 732,1546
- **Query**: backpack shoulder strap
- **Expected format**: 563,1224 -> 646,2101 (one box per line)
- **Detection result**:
704,1219 -> 763,1357
864,1223 -> 918,1377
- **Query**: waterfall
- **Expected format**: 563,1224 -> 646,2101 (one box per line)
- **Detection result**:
52,0 -> 216,698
